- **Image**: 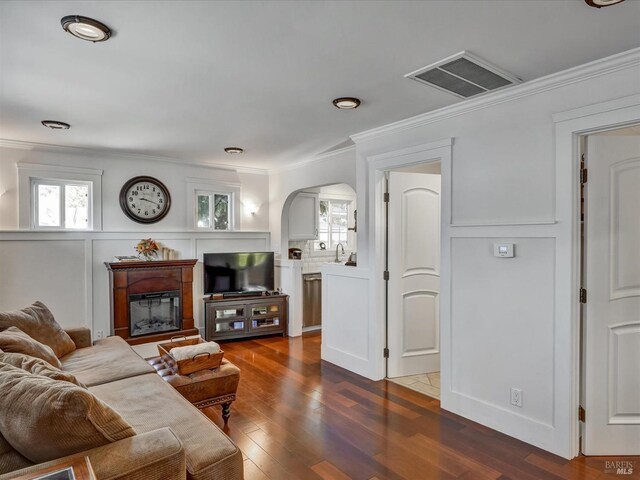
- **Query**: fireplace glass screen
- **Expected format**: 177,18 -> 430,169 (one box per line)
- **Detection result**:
129,291 -> 180,337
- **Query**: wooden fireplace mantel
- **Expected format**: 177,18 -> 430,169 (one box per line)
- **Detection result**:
105,259 -> 199,345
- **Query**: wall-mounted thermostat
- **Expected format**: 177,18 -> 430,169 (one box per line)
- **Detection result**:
494,243 -> 515,258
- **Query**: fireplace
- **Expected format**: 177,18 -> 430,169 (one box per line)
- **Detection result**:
129,290 -> 181,337
105,259 -> 198,345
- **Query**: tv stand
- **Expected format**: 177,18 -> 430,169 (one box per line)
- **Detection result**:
204,294 -> 288,341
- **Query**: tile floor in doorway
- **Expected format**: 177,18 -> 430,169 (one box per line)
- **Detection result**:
387,371 -> 441,399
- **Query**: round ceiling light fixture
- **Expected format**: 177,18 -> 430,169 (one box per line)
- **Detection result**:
332,97 -> 361,109
41,120 -> 71,130
61,15 -> 111,42
224,147 -> 244,154
584,0 -> 625,7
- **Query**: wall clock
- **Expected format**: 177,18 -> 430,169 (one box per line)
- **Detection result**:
119,176 -> 171,223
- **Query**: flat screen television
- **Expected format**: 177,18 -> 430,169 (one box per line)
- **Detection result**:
203,252 -> 274,295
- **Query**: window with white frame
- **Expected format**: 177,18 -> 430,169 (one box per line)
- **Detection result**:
196,191 -> 233,230
315,198 -> 351,249
17,163 -> 103,231
31,178 -> 92,230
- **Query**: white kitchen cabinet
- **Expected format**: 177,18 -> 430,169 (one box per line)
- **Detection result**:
289,192 -> 318,240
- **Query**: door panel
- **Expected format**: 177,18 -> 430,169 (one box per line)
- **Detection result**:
402,290 -> 438,353
403,188 -> 440,277
610,160 -> 640,299
388,171 -> 441,377
584,135 -> 640,455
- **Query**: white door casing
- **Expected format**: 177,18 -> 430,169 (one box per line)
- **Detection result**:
584,135 -> 640,455
387,171 -> 441,377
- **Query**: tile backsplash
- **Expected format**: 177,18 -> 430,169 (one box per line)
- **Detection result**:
288,240 -> 353,274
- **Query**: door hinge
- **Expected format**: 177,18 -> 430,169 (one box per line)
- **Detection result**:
580,167 -> 588,185
579,405 -> 586,422
383,271 -> 389,281
580,288 -> 587,304
383,347 -> 389,358
384,192 -> 390,203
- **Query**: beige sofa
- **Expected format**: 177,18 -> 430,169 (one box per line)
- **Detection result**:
0,329 -> 243,480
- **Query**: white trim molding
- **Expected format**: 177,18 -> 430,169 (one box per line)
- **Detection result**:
352,48 -> 640,143
366,138 -> 453,382
17,162 -> 103,231
186,178 -> 241,231
1,139 -> 268,176
554,93 -> 640,459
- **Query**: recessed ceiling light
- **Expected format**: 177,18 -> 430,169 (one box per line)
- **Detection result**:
61,15 -> 111,42
584,0 -> 625,7
41,120 -> 70,130
332,97 -> 361,109
224,147 -> 244,154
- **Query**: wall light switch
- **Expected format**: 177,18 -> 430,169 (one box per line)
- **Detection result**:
494,243 -> 514,258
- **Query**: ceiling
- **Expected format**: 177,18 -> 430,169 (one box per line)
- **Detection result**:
1,1 -> 639,170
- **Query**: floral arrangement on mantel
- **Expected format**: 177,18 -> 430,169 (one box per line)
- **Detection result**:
136,238 -> 159,261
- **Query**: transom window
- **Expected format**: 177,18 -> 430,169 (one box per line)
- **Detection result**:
315,199 -> 350,249
32,178 -> 92,230
196,191 -> 233,230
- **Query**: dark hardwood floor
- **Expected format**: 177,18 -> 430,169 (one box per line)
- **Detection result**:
202,332 -> 638,480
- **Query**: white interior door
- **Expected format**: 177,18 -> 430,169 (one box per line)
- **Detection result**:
584,134 -> 640,455
387,171 -> 441,378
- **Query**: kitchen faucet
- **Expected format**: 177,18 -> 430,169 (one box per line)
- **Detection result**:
335,243 -> 345,263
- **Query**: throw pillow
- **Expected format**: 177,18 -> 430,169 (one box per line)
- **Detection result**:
0,301 -> 75,358
0,351 -> 84,387
0,363 -> 136,464
0,327 -> 61,368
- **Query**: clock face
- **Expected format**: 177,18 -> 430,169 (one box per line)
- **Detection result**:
119,176 -> 171,223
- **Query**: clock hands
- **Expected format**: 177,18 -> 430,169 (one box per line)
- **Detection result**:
140,197 -> 160,207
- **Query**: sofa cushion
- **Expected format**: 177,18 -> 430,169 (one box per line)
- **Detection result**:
61,336 -> 155,387
0,432 -> 31,475
90,373 -> 243,480
0,302 -> 75,358
0,327 -> 61,368
0,429 -> 186,480
0,351 -> 84,387
0,363 -> 136,464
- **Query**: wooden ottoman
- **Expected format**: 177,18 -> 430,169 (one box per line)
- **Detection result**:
148,355 -> 240,424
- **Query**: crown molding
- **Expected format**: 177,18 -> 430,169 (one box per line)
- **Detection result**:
0,139 -> 269,176
552,93 -> 640,123
16,162 -> 103,176
351,47 -> 640,143
268,144 -> 356,175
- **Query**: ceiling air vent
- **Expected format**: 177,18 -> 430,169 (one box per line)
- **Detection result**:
405,51 -> 521,99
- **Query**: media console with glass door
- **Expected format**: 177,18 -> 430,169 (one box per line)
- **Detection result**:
204,294 -> 288,341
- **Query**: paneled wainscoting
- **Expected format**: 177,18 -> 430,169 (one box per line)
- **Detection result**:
203,333 -> 631,480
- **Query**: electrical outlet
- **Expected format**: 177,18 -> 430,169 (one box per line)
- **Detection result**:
511,388 -> 523,408
95,330 -> 104,340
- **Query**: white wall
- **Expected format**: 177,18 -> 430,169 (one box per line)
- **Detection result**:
268,152 -> 357,340
0,144 -> 269,231
0,155 -> 17,228
0,231 -> 270,336
0,143 -> 271,336
352,51 -> 640,459
321,264 -> 370,377
268,147 -> 357,256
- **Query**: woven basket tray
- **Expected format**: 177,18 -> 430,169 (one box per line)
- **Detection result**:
157,336 -> 224,375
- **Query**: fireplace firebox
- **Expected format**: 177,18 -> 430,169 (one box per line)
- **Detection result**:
105,259 -> 198,345
129,290 -> 181,337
